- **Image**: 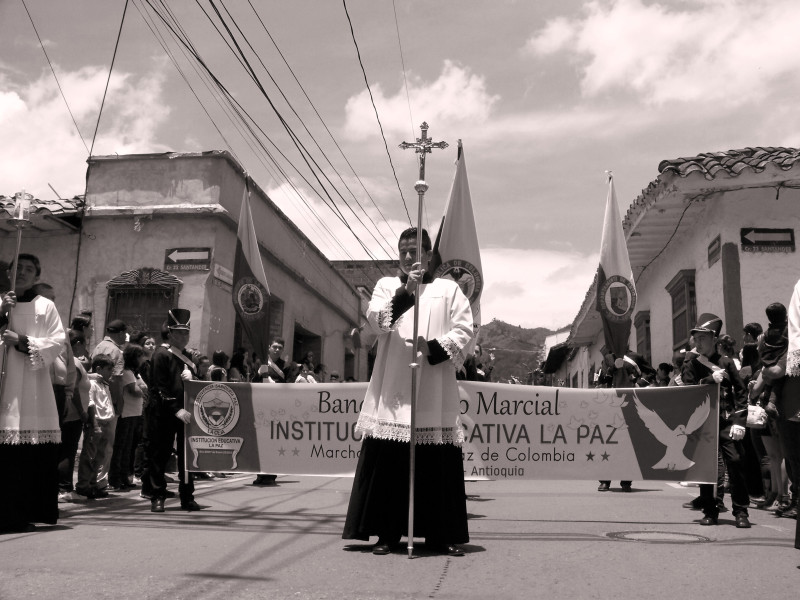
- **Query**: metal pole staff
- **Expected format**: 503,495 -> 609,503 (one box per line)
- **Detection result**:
399,122 -> 448,558
0,191 -> 33,403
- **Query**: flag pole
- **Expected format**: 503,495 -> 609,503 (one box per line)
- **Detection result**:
399,123 -> 448,559
0,191 -> 33,404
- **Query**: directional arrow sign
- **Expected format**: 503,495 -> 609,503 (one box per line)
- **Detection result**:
740,228 -> 794,253
165,247 -> 212,271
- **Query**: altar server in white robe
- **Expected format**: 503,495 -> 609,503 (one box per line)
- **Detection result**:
343,227 -> 473,557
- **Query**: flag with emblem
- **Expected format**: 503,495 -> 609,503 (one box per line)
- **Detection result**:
596,173 -> 636,360
432,140 -> 483,333
232,184 -> 270,361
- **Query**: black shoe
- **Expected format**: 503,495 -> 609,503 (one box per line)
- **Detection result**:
620,483 -> 632,492
735,515 -> 751,528
151,498 -> 165,513
180,500 -> 202,511
700,515 -> 718,526
716,501 -> 728,513
597,482 -> 610,492
372,542 -> 392,555
443,544 -> 465,557
780,505 -> 797,519
93,489 -> 109,499
253,475 -> 278,486
683,496 -> 702,510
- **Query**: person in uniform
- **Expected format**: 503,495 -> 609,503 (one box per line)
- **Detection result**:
681,313 -> 751,528
141,309 -> 200,513
342,227 -> 473,556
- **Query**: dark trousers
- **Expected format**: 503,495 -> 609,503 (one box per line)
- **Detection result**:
141,402 -> 194,502
57,419 -> 83,492
700,429 -> 749,518
109,416 -> 138,486
131,415 -> 145,477
777,418 -> 800,502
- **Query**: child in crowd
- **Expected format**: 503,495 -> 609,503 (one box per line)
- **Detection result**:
76,354 -> 118,499
108,344 -> 147,491
750,303 -> 789,415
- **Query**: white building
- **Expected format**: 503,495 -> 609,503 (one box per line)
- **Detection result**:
557,147 -> 800,387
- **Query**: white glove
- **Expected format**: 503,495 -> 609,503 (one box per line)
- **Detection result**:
729,424 -> 745,440
181,365 -> 193,381
175,408 -> 192,424
711,370 -> 726,384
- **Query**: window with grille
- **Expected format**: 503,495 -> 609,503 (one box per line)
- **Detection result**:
106,268 -> 182,340
665,270 -> 696,351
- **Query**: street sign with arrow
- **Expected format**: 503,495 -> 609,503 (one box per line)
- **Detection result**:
164,247 -> 212,271
740,228 -> 794,253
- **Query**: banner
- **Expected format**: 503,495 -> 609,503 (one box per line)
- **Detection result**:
432,141 -> 483,331
184,381 -> 719,483
232,185 -> 271,361
596,173 -> 636,359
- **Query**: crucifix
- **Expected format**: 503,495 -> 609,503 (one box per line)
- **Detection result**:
398,122 -> 448,558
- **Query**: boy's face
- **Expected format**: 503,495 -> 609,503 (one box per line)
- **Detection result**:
694,332 -> 716,357
97,365 -> 114,381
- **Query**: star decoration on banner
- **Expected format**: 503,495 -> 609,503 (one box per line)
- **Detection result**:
278,447 -> 286,456
601,452 -> 610,461
586,452 -> 595,461
292,448 -> 300,456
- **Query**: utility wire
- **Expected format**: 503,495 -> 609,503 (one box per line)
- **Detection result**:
247,0 -> 398,250
391,0 -> 415,140
342,0 -> 411,225
20,0 -> 90,156
89,0 -> 130,157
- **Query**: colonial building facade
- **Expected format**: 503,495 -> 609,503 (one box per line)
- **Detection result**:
555,147 -> 800,387
1,151 -> 365,380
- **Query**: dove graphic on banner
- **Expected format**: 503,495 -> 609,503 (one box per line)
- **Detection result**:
634,393 -> 711,471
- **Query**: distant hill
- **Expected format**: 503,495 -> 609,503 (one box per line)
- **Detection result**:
476,319 -> 564,383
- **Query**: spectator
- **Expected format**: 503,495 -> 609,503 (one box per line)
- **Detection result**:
314,363 -> 327,382
91,319 -> 126,418
208,350 -> 229,382
654,363 -> 673,387
329,371 -> 341,383
108,344 -> 147,491
58,330 -> 91,502
295,362 -> 317,383
76,354 -> 118,499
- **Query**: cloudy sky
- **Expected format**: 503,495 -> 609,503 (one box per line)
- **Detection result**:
3,0 -> 800,329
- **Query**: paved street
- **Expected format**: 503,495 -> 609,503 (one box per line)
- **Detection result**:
1,475 -> 796,600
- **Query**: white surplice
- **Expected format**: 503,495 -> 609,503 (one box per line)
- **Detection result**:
356,276 -> 473,445
0,296 -> 65,444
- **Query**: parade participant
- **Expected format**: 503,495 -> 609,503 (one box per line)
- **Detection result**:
681,313 -> 751,528
252,337 -> 287,486
0,254 -> 65,531
342,227 -> 473,556
141,309 -> 200,513
785,278 -> 800,559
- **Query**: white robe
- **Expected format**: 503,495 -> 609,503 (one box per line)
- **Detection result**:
0,296 -> 65,444
788,277 -> 800,377
356,276 -> 473,445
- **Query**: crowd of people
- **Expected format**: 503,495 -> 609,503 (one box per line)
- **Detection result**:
1,248 -> 797,560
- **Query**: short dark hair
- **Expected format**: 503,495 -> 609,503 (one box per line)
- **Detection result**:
129,330 -> 149,346
71,315 -> 92,331
16,253 -> 41,277
657,362 -> 673,374
212,350 -> 229,367
68,329 -> 86,348
398,227 -> 432,252
91,353 -> 115,372
270,337 -> 285,347
123,344 -> 145,371
716,334 -> 736,355
766,302 -> 787,325
743,322 -> 763,338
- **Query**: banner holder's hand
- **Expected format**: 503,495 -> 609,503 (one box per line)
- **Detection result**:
176,408 -> 192,424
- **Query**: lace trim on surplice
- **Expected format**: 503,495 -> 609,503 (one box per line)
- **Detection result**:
788,349 -> 800,377
437,334 -> 466,371
377,300 -> 394,332
0,429 -> 61,445
356,414 -> 464,445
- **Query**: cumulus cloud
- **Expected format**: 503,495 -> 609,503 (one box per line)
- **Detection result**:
525,0 -> 800,105
0,62 -> 171,199
343,60 -> 499,140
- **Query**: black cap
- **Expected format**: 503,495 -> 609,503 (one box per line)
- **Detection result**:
167,308 -> 191,330
691,313 -> 722,337
106,319 -> 127,333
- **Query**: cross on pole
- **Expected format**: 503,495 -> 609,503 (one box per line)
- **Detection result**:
398,122 -> 447,559
399,121 -> 449,183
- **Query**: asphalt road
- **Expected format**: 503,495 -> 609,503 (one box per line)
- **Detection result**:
1,475 -> 796,600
